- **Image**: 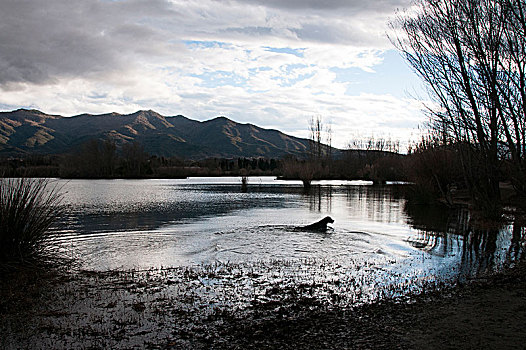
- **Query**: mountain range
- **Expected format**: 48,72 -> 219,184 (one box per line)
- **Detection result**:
0,109 -> 314,159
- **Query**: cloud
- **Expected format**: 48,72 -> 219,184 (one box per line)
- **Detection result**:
231,0 -> 410,12
0,0 -> 403,87
0,0 -> 425,149
0,0 -> 177,86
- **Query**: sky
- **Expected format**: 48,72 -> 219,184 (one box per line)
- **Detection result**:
0,0 -> 428,149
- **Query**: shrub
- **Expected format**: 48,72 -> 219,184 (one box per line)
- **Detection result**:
0,178 -> 64,268
404,136 -> 465,205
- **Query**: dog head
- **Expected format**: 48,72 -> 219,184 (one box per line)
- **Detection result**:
323,216 -> 334,224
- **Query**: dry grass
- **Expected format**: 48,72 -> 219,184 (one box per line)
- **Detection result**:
0,177 -> 64,269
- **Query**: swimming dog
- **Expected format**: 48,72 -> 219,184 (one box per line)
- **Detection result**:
296,216 -> 334,231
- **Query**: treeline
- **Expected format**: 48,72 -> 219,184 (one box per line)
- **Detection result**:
0,139 -> 282,179
403,135 -> 524,209
280,150 -> 405,185
0,138 -> 407,182
280,116 -> 406,187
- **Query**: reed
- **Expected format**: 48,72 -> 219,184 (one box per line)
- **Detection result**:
0,178 -> 64,268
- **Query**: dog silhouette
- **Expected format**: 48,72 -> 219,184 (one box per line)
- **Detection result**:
296,216 -> 334,231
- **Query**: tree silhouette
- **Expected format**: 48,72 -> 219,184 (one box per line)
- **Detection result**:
392,0 -> 526,214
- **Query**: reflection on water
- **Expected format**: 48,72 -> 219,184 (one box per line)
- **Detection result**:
53,178 -> 525,284
405,202 -> 525,278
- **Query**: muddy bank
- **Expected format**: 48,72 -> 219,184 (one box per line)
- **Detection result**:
200,261 -> 526,349
1,261 -> 524,349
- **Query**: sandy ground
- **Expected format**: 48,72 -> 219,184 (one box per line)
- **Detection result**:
1,261 -> 525,349
400,264 -> 526,350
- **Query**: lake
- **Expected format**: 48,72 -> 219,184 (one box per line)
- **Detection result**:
53,177 -> 524,294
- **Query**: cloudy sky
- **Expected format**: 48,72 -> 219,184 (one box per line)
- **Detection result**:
0,0 -> 427,149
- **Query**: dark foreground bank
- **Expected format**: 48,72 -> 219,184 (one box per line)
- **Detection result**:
1,261 -> 525,349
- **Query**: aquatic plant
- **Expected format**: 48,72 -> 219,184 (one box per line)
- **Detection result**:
241,175 -> 248,192
0,178 -> 64,268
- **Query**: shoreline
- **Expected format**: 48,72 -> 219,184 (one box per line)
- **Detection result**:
1,260 -> 524,349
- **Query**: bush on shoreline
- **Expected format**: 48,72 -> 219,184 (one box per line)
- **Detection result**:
0,178 -> 64,269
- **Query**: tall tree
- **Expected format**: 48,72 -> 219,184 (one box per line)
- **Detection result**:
391,0 -> 526,213
498,0 -> 526,194
308,115 -> 333,163
309,115 -> 324,161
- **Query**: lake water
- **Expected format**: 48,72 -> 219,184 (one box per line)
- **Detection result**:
53,177 -> 524,287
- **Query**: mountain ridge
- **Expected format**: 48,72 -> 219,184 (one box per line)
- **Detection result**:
0,109 -> 314,159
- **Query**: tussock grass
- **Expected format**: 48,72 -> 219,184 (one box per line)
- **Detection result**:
0,178 -> 64,269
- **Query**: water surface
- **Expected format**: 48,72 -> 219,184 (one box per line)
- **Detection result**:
54,177 -> 524,284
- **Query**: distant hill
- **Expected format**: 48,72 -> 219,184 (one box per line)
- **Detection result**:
0,109 -> 319,159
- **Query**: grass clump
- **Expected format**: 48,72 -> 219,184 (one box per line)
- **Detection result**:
0,178 -> 64,269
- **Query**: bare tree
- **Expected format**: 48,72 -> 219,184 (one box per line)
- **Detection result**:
326,121 -> 333,161
309,115 -> 323,161
305,115 -> 334,186
498,0 -> 526,195
347,135 -> 400,153
309,115 -> 333,162
391,0 -> 526,213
